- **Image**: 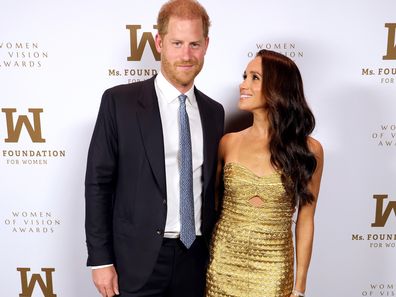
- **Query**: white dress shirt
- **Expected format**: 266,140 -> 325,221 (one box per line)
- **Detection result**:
155,72 -> 204,237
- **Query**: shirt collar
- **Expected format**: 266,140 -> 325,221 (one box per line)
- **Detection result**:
155,71 -> 196,105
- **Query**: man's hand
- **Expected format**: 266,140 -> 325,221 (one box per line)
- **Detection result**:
92,266 -> 119,297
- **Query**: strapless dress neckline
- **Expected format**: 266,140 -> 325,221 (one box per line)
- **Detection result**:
224,162 -> 280,179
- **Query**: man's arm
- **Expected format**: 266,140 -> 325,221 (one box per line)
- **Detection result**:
85,89 -> 119,296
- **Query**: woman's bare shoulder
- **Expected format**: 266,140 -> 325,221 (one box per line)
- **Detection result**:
220,129 -> 247,147
307,136 -> 324,160
218,129 -> 247,158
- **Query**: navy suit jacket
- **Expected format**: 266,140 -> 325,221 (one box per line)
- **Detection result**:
85,76 -> 224,292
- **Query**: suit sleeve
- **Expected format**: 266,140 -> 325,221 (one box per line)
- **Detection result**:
220,104 -> 225,135
216,103 -> 225,218
84,89 -> 118,266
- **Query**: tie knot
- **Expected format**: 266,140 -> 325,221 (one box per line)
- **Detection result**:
178,94 -> 187,104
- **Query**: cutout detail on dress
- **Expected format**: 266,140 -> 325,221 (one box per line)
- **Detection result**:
249,195 -> 265,207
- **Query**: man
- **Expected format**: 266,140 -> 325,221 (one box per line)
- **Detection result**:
85,1 -> 224,296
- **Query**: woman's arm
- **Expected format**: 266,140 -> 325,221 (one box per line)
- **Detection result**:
214,135 -> 228,212
292,137 -> 324,296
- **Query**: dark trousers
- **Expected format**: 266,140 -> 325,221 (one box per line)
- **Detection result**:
119,237 -> 208,297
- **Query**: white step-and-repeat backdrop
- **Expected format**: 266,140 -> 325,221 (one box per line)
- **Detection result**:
1,0 -> 395,296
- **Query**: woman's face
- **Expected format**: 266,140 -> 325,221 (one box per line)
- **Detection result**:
238,56 -> 265,112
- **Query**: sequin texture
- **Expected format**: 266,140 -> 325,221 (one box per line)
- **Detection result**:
206,162 -> 295,297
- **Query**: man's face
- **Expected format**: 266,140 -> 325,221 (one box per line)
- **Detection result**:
155,16 -> 209,93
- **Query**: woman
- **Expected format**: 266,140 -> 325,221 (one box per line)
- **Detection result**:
206,49 -> 324,297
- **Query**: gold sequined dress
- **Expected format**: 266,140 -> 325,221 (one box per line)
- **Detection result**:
206,162 -> 295,297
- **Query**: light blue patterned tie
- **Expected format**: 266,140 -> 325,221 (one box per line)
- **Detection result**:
178,94 -> 196,249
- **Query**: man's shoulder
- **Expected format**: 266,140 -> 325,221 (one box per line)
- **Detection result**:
104,76 -> 155,98
194,87 -> 223,111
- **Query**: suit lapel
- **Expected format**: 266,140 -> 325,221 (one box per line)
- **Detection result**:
195,89 -> 216,194
136,77 -> 166,197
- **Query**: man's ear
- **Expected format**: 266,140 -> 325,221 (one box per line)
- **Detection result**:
155,34 -> 162,53
203,36 -> 209,55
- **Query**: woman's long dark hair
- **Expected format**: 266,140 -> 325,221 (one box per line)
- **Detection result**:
257,49 -> 317,206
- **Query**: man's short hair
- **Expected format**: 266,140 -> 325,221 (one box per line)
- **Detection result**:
157,0 -> 211,37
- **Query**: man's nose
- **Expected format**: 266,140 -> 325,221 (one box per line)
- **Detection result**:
181,45 -> 192,61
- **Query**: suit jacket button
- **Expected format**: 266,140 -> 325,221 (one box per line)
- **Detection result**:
163,199 -> 166,205
156,229 -> 163,235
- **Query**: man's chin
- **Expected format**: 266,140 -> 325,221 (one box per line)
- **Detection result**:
175,74 -> 197,86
